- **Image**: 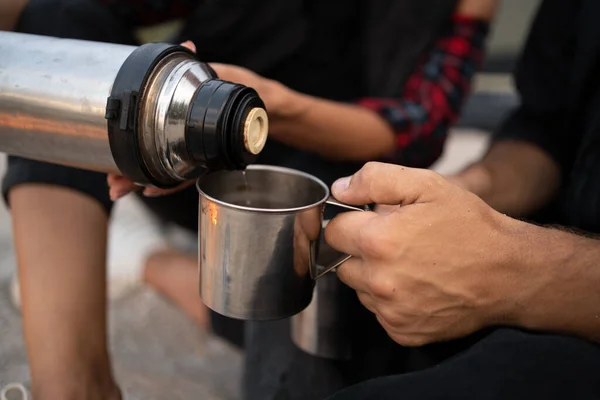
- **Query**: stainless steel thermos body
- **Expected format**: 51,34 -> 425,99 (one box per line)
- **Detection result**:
0,32 -> 269,186
0,32 -> 361,358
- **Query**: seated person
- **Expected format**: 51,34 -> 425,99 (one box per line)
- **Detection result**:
2,0 -> 497,398
323,1 -> 600,398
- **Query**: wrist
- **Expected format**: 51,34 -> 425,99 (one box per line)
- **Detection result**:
485,219 -> 581,330
477,214 -> 530,327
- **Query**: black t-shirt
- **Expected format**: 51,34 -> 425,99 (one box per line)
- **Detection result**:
179,0 -> 371,219
179,0 -> 367,197
494,0 -> 600,233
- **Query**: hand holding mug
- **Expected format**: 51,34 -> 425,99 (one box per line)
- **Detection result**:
325,162 -> 522,346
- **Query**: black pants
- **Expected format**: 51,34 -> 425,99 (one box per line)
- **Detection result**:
328,328 -> 600,400
5,1 -> 600,399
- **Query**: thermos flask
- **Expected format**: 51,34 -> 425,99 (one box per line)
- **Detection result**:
0,32 -> 269,185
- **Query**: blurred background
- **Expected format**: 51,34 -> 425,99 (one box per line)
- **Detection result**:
0,1 -> 540,399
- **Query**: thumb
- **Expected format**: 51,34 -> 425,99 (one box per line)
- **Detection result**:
331,162 -> 444,206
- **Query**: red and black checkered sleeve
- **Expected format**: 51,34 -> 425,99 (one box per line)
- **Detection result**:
96,0 -> 198,26
356,15 -> 490,167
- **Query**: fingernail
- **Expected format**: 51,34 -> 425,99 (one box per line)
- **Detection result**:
332,176 -> 351,194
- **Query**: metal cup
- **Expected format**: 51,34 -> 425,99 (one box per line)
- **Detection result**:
291,225 -> 354,360
196,165 -> 363,320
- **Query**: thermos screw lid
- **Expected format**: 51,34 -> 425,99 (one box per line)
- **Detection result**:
244,107 -> 269,155
186,79 -> 268,170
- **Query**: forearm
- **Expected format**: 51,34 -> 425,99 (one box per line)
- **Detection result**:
0,0 -> 28,31
453,140 -> 561,216
269,11 -> 489,164
269,93 -> 396,161
504,221 -> 600,342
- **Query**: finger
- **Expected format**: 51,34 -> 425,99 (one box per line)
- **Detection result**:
374,314 -> 429,347
324,211 -> 380,256
208,63 -> 233,79
335,257 -> 369,293
143,179 -> 196,197
331,162 -> 446,207
180,40 -> 197,53
107,174 -> 140,201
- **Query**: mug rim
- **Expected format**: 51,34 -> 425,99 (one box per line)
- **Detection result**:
196,164 -> 331,213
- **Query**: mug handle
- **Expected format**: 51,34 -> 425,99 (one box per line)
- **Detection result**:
312,197 -> 369,279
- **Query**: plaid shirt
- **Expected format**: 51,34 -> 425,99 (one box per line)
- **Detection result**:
98,1 -> 489,167
357,15 -> 489,167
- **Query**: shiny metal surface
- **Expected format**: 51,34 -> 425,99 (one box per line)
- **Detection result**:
197,165 -> 361,320
0,31 -> 134,172
139,54 -> 214,182
0,32 -> 239,184
291,230 -> 354,360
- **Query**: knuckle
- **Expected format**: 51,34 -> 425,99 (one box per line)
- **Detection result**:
367,271 -> 396,299
358,162 -> 382,185
376,303 -> 398,322
362,161 -> 381,176
415,169 -> 449,199
420,169 -> 445,187
335,266 -> 350,285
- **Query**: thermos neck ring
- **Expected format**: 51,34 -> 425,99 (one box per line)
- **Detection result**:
105,43 -> 199,188
139,53 -> 215,183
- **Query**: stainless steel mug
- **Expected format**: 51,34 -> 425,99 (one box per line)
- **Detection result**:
0,32 -> 269,185
197,164 -> 364,320
291,226 -> 354,360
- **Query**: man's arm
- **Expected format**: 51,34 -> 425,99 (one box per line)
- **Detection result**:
451,140 -> 561,216
451,0 -> 582,216
0,0 -> 28,31
505,220 -> 600,342
327,162 -> 600,346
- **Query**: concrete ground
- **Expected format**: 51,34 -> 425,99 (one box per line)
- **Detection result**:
0,189 -> 244,399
